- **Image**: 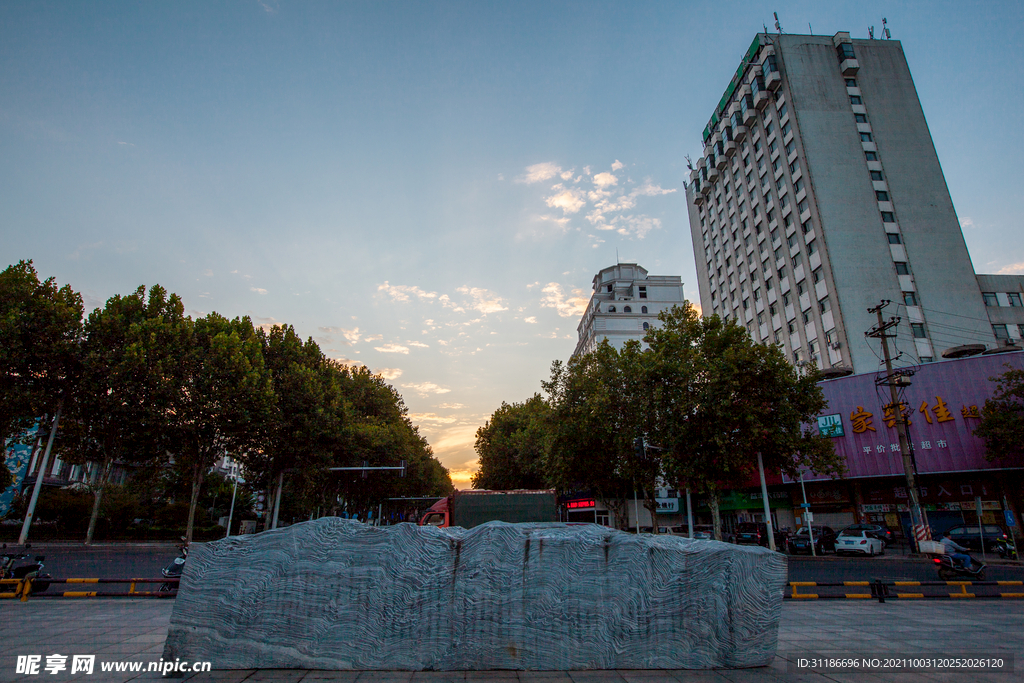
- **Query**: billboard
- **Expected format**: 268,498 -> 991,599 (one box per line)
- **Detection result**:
795,351 -> 1024,482
2,424 -> 39,518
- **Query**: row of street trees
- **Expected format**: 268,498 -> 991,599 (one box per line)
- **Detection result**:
475,303 -> 844,538
1,261 -> 453,543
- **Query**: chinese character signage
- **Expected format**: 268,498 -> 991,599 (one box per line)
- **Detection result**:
816,414 -> 844,437
793,351 -> 1024,482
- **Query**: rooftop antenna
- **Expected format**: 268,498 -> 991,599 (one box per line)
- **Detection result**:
685,154 -> 693,171
616,248 -> 620,264
882,17 -> 890,39
774,12 -> 783,34
808,22 -> 813,34
869,25 -> 875,39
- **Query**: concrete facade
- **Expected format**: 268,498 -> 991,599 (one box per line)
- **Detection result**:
977,274 -> 1024,345
686,32 -> 1000,375
573,263 -> 684,357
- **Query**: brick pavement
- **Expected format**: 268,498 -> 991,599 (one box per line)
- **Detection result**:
1,600 -> 1020,682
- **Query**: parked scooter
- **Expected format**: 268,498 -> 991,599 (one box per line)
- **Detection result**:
159,538 -> 188,592
1,543 -> 51,594
933,554 -> 987,581
994,538 -> 1019,560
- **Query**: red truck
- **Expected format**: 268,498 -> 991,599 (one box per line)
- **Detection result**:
418,489 -> 559,529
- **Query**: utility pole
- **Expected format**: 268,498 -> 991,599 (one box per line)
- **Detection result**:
867,301 -> 928,550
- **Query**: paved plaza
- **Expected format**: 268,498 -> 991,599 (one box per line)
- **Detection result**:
1,599 -> 1021,682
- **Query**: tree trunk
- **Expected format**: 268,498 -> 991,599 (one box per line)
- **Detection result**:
598,495 -> 627,531
85,457 -> 113,545
643,485 -> 661,533
185,462 -> 206,545
709,491 -> 723,542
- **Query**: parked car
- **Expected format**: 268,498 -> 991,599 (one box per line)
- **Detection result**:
940,524 -> 1010,554
839,523 -> 894,546
670,524 -> 732,541
787,526 -> 837,554
734,522 -> 789,549
835,529 -> 885,556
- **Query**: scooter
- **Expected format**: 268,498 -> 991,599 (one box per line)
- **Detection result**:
933,553 -> 987,581
159,538 -> 188,592
1,543 -> 51,594
993,538 -> 1019,560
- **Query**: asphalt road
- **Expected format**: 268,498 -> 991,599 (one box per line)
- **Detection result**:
9,540 -> 1024,591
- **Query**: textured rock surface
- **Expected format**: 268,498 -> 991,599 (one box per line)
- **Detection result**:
163,519 -> 786,670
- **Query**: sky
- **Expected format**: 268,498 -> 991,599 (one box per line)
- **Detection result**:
3,1 -> 1022,488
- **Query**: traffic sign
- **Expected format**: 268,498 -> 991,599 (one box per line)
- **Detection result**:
1006,509 -> 1017,528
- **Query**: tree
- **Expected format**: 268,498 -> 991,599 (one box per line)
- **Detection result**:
62,285 -> 188,543
167,313 -> 274,544
0,260 -> 83,449
645,304 -> 843,540
974,364 -> 1024,468
472,394 -> 551,490
542,341 -> 654,531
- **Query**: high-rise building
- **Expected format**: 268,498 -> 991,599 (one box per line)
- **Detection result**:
574,263 -> 683,357
685,31 -> 1012,376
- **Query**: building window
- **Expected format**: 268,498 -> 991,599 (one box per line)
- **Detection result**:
1019,324 -> 1024,338
911,323 -> 927,339
782,122 -> 792,138
802,310 -> 811,324
788,321 -> 796,334
887,233 -> 902,244
894,262 -> 910,275
870,170 -> 883,181
793,178 -> 804,194
641,305 -> 648,314
812,268 -> 823,283
920,356 -> 934,363
993,324 -> 1010,340
802,220 -> 813,234
865,151 -> 878,161
789,159 -> 800,175
982,292 -> 998,306
903,291 -> 918,306
623,306 -> 632,313
772,157 -> 782,173
765,121 -> 775,137
797,281 -> 807,296
608,305 -> 616,312
807,239 -> 817,254
845,78 -> 857,87
778,103 -> 788,118
774,330 -> 782,343
850,95 -> 862,105
782,292 -> 792,307
837,43 -> 856,62
876,190 -> 889,201
819,297 -> 830,313
860,132 -> 873,142
855,114 -> 868,123
1008,292 -> 1023,307
643,322 -> 650,331
639,286 -> 647,299
757,311 -> 765,325
881,211 -> 896,222
797,199 -> 808,214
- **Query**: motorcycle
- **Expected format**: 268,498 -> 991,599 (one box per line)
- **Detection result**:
993,538 -> 1019,560
933,553 -> 986,581
159,538 -> 188,592
1,543 -> 51,594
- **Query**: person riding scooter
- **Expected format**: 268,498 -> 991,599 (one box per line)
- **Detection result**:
940,530 -> 973,569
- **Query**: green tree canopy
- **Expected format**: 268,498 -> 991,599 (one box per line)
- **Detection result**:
974,364 -> 1024,468
472,394 -> 551,490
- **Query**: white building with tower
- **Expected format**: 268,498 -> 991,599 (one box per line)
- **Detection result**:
573,263 -> 685,357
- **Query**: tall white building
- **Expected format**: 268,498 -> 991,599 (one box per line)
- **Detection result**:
685,31 -> 1013,375
574,263 -> 684,357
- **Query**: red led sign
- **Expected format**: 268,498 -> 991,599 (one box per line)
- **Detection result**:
567,499 -> 596,509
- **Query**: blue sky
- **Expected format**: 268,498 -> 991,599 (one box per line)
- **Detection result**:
3,1 -> 1022,487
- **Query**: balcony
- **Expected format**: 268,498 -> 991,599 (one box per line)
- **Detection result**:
706,165 -> 720,183
693,191 -> 705,206
840,58 -> 859,76
753,86 -> 769,109
765,69 -> 781,91
715,152 -> 728,171
733,123 -> 748,141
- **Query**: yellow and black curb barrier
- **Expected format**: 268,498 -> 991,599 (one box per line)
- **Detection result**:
0,577 -> 178,602
787,579 -> 1024,602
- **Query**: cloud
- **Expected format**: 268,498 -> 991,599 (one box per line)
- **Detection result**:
403,382 -> 452,397
592,172 -> 618,188
408,412 -> 459,425
544,186 -> 587,214
375,343 -> 410,354
438,403 -> 464,409
117,141 -> 135,147
523,316 -> 537,324
960,217 -> 975,229
251,315 -> 283,333
319,326 -> 361,344
407,341 -> 430,348
378,282 -> 438,302
611,160 -> 624,171
376,367 -> 403,380
531,214 -> 572,231
456,286 -> 508,314
204,269 -> 213,277
250,287 -> 267,295
516,162 -> 562,184
560,169 -> 575,180
996,262 -> 1024,274
540,283 -> 589,318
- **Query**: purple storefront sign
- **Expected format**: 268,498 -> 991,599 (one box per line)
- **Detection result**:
794,350 -> 1024,482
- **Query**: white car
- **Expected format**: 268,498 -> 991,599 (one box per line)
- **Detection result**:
835,529 -> 885,556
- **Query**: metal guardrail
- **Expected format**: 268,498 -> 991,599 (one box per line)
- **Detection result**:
0,577 -> 177,602
787,579 -> 1024,602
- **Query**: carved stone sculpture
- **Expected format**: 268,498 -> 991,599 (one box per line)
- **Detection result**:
163,519 -> 785,670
